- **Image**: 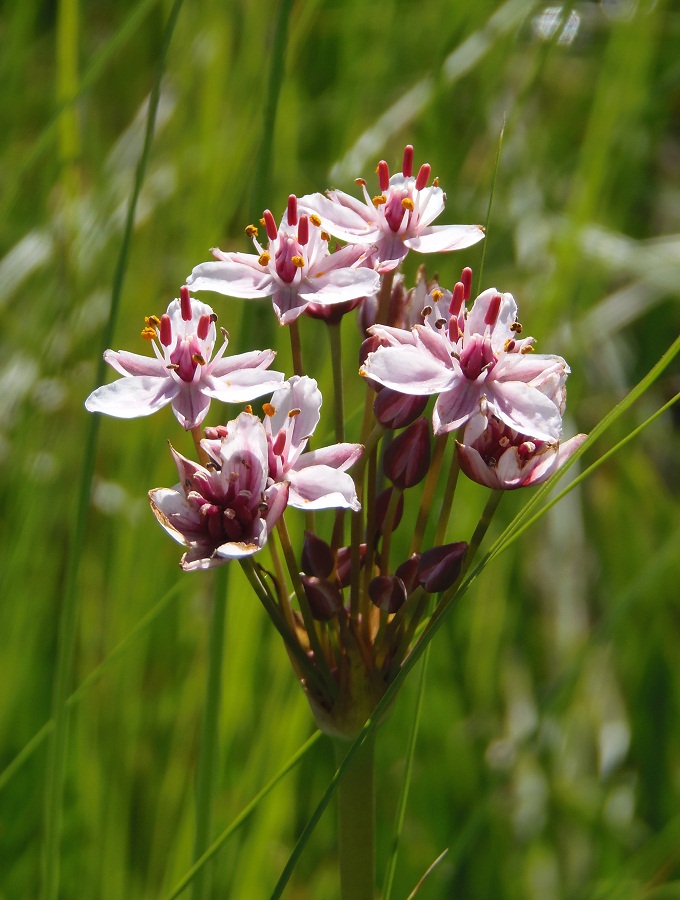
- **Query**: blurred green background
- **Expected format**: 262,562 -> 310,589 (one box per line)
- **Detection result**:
2,0 -> 680,897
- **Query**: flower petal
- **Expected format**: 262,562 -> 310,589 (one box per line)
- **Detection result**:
187,256 -> 276,299
103,349 -> 168,378
294,443 -> 363,472
85,376 -> 178,418
404,224 -> 484,255
288,465 -> 360,511
362,344 -> 455,395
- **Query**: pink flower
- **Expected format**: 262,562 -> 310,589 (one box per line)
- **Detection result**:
186,195 -> 379,326
148,412 -> 289,569
263,376 -> 363,510
85,288 -> 284,430
299,145 -> 484,273
456,412 -> 587,490
361,281 -> 569,442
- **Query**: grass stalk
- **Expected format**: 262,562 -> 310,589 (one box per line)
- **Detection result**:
40,3 -> 184,897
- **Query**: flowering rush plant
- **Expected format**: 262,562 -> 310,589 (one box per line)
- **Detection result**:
87,145 -> 586,897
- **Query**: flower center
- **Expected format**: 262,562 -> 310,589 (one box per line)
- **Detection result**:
459,334 -> 497,381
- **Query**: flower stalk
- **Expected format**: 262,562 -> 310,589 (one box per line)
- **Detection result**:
333,733 -> 376,900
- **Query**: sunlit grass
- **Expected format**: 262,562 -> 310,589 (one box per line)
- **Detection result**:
1,0 -> 679,897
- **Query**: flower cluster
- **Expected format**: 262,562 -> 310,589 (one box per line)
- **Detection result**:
86,145 -> 586,735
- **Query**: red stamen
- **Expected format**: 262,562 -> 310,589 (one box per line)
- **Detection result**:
402,145 -> 414,177
461,267 -> 473,301
160,314 -> 172,346
287,194 -> 298,227
263,209 -> 278,241
197,314 -> 211,340
415,163 -> 431,191
297,214 -> 309,245
378,160 -> 390,193
484,293 -> 502,327
180,286 -> 192,321
448,317 -> 461,343
449,281 -> 465,316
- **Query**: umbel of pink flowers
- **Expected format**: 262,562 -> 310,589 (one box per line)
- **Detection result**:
85,144 -> 586,736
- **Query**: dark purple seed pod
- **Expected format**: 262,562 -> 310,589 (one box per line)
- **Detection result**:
368,575 -> 408,614
395,555 -> 421,595
301,531 -> 335,579
373,388 -> 429,429
418,542 -> 468,593
383,418 -> 431,489
335,544 -> 367,588
301,575 -> 343,621
374,487 -> 404,537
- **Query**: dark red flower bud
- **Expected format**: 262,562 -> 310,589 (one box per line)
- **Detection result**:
301,575 -> 343,621
373,388 -> 428,429
418,542 -> 468,593
335,544 -> 367,588
395,555 -> 421,595
383,418 -> 431,489
368,575 -> 407,614
301,531 -> 335,578
374,487 -> 404,536
305,297 -> 363,323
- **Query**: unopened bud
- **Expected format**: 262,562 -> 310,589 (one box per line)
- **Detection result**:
375,488 -> 404,536
301,531 -> 334,579
395,555 -> 421,595
335,544 -> 366,588
368,575 -> 407,614
373,388 -> 428,429
305,296 -> 363,324
383,418 -> 431,489
418,542 -> 468,593
301,575 -> 342,621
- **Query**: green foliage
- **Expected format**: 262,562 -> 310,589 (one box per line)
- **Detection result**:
1,0 -> 679,897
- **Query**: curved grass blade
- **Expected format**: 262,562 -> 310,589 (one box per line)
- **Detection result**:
41,3 -> 185,896
164,731 -> 322,900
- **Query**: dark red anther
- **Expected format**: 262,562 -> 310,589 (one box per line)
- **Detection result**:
378,160 -> 390,193
263,209 -> 278,241
484,293 -> 502,327
180,286 -> 192,321
415,163 -> 431,191
402,144 -> 414,177
197,314 -> 211,341
159,314 -> 172,346
287,194 -> 298,227
449,281 -> 465,316
461,267 -> 473,301
297,214 -> 309,246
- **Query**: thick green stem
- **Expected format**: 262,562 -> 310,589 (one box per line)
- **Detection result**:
191,568 -> 228,900
333,733 -> 376,900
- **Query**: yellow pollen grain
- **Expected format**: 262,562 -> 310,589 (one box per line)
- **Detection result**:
355,178 -> 367,187
258,252 -> 271,266
288,407 -> 301,418
431,290 -> 443,301
262,402 -> 276,417
310,214 -> 322,227
510,321 -> 523,333
520,345 -> 534,354
291,255 -> 304,268
145,315 -> 161,327
245,224 -> 259,237
192,353 -> 206,365
432,177 -> 440,187
320,231 -> 331,242
372,195 -> 386,207
244,404 -> 253,414
141,326 -> 157,340
401,197 -> 414,211
259,217 -> 266,226
504,339 -> 515,352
